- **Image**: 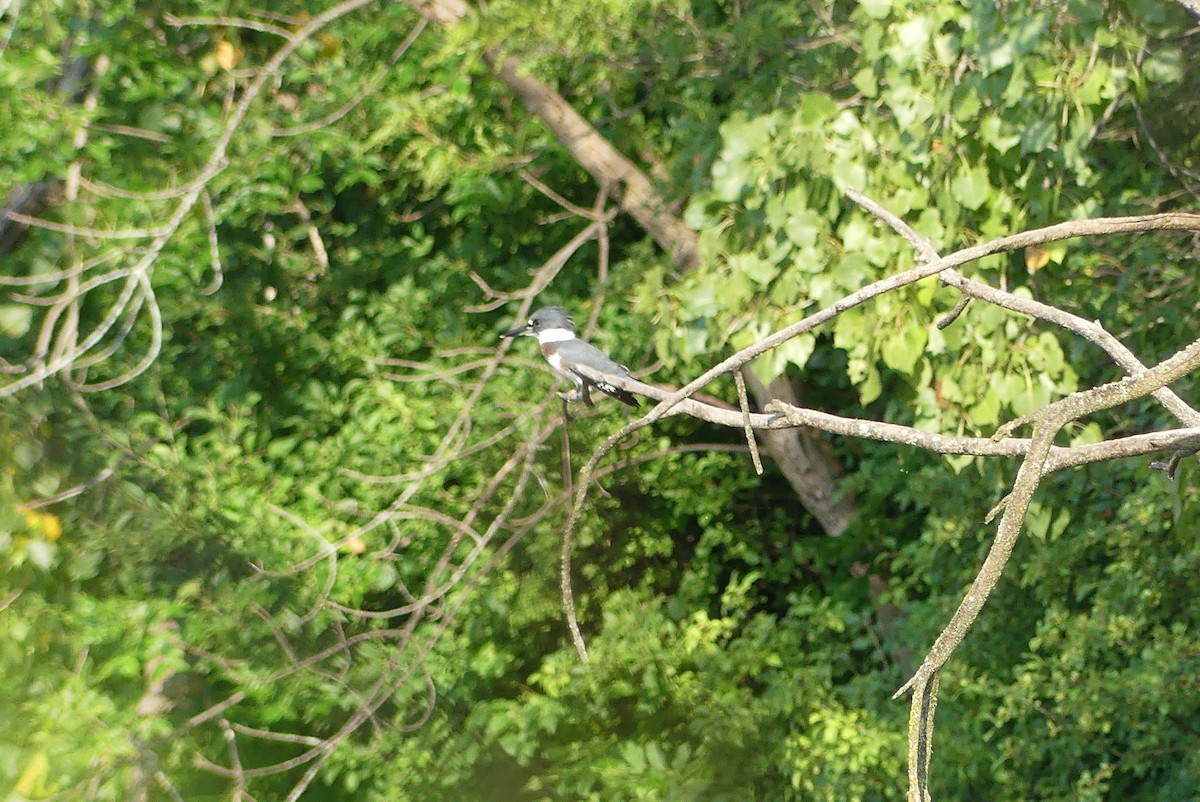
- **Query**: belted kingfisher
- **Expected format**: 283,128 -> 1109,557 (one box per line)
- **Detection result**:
502,306 -> 639,408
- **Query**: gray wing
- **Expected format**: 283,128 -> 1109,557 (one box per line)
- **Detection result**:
567,340 -> 638,407
573,341 -> 631,376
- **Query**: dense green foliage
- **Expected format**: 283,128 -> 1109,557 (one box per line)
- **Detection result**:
2,0 -> 1199,800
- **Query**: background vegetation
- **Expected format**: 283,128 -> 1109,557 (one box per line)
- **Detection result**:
2,0 -> 1199,800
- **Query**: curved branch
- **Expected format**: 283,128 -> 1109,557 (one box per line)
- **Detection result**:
1,0 -> 384,398
845,188 -> 1200,427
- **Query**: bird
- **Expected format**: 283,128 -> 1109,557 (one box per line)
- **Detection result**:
502,306 -> 639,408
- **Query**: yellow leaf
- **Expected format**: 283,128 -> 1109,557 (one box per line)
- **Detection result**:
319,33 -> 341,59
18,505 -> 62,541
13,751 -> 49,797
1025,246 -> 1051,272
215,40 -> 241,71
41,511 -> 62,541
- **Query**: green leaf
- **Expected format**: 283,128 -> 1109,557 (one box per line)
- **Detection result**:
977,36 -> 1014,74
968,387 -> 1001,427
719,112 -> 777,163
852,67 -> 879,98
1020,118 -> 1056,154
1069,421 -> 1104,447
728,252 -> 778,286
952,87 -> 981,123
785,209 -> 823,249
880,323 -> 927,374
950,164 -> 990,210
0,304 -> 33,337
849,359 -> 882,404
891,16 -> 934,64
1029,331 -> 1065,375
857,0 -> 892,20
883,84 -> 936,130
622,741 -> 646,771
1142,46 -> 1182,84
830,156 -> 868,190
979,116 -> 1022,154
797,93 -> 838,127
1076,61 -> 1110,105
683,197 -> 719,229
678,281 -> 720,319
779,333 -> 817,372
711,158 -> 751,202
645,741 -> 667,771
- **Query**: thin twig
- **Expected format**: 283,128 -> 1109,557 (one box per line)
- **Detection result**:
734,368 -> 763,475
199,189 -> 224,295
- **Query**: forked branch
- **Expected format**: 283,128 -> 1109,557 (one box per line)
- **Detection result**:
561,206 -> 1200,802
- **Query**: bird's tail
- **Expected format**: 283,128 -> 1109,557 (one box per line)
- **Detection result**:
596,382 -> 639,407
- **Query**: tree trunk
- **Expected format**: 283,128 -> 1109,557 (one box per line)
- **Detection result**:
743,370 -> 856,536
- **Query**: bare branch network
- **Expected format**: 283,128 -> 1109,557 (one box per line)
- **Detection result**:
0,0 -> 381,399
558,202 -> 1200,802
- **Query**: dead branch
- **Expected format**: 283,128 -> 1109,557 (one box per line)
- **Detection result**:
893,336 -> 1200,802
575,365 -> 1200,474
845,188 -> 1200,427
402,0 -> 699,270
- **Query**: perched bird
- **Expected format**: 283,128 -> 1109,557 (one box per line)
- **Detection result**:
502,306 -> 639,408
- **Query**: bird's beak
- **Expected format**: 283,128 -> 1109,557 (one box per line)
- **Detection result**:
501,323 -> 529,339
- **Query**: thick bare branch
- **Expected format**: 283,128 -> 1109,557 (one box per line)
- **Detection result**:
576,365 -> 1200,470
488,55 -> 700,270
894,337 -> 1200,802
846,188 -> 1200,426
